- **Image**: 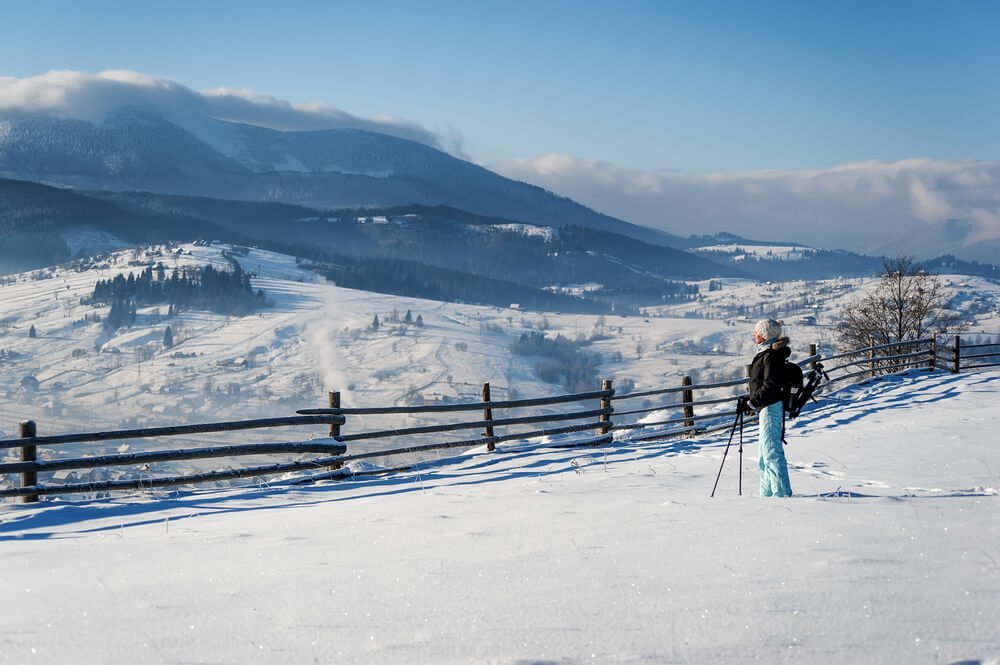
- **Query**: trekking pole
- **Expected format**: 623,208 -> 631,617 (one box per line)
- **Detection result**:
738,412 -> 744,496
710,397 -> 746,498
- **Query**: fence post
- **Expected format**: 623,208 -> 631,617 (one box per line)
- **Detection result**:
809,343 -> 817,370
598,378 -> 613,437
928,337 -> 936,371
482,382 -> 495,451
20,420 -> 38,504
328,391 -> 341,438
327,391 -> 343,471
681,375 -> 695,432
953,335 -> 961,373
868,336 -> 876,378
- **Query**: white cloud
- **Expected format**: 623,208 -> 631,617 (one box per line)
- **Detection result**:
907,178 -> 953,223
0,70 -> 443,149
494,154 -> 1000,258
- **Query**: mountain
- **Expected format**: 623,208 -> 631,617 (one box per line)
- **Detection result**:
876,218 -> 1000,266
0,109 -> 686,249
4,109 -> 994,287
90,193 -> 744,282
0,177 -> 745,308
0,176 -> 239,273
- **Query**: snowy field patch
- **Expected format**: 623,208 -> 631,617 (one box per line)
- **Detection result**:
693,243 -> 813,261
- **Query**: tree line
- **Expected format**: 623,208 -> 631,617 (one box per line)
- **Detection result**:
90,263 -> 265,330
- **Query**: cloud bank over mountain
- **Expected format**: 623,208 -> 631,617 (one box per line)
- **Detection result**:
2,70 -> 997,262
0,70 -> 444,150
495,155 -> 1000,261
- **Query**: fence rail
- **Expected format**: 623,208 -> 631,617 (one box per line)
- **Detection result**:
0,415 -> 344,502
0,441 -> 349,475
3,334 -> 997,503
0,415 -> 345,450
944,335 -> 1000,373
297,388 -> 613,415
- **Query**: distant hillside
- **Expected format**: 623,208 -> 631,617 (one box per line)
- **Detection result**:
96,194 -> 744,284
689,235 -> 1000,282
921,255 -> 1000,280
0,178 -> 732,308
0,177 -> 237,273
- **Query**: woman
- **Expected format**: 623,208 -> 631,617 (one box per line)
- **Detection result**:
747,318 -> 793,497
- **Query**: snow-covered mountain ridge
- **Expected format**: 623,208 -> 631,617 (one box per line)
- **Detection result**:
0,109 -> 680,248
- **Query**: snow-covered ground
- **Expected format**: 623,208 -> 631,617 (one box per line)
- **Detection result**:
1,368 -> 998,664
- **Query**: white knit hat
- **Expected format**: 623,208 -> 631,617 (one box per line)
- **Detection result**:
754,318 -> 782,340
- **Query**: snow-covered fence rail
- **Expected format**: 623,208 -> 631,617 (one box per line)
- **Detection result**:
611,376 -> 751,440
0,415 -> 346,502
821,338 -> 935,384
294,384 -> 615,476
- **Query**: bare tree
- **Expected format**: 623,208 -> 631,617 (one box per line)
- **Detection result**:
836,256 -> 964,355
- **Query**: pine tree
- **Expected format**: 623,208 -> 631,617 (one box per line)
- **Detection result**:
163,325 -> 174,349
415,314 -> 424,327
28,325 -> 37,338
371,314 -> 381,331
405,309 -> 413,324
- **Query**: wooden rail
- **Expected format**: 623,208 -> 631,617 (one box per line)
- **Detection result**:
297,388 -> 612,415
296,381 -> 617,470
0,441 -> 348,475
0,415 -> 344,502
943,335 -> 1000,372
0,415 -> 346,450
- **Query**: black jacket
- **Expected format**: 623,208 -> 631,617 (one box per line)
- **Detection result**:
748,338 -> 791,409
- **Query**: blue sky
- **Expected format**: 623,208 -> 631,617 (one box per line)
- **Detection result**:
2,0 -> 998,173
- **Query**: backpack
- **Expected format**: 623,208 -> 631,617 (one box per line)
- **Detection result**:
780,360 -> 804,414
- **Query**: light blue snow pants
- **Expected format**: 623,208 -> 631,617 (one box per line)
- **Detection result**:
758,401 -> 792,497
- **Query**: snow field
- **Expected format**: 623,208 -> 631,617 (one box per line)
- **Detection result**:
0,369 -> 998,664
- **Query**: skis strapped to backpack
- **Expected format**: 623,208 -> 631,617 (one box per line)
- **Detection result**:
780,361 -> 829,445
786,361 -> 829,419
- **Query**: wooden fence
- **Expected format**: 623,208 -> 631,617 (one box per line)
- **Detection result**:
0,416 -> 345,502
2,335 -> 997,503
